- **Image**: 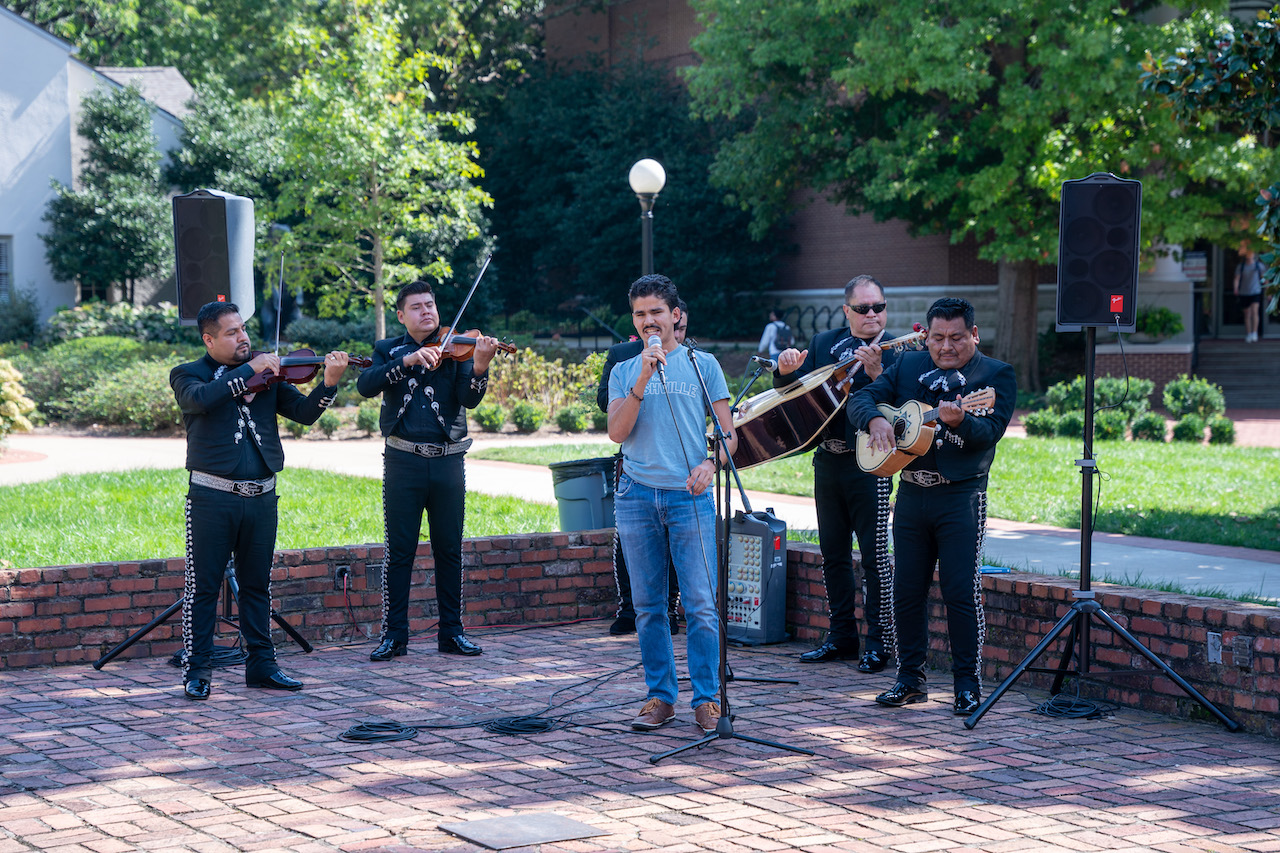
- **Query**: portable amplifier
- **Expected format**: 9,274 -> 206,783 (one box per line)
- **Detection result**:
724,509 -> 788,644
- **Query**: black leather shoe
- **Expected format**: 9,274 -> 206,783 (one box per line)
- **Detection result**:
799,640 -> 860,663
953,690 -> 980,715
875,682 -> 928,707
370,637 -> 408,662
183,679 -> 211,701
439,634 -> 483,656
609,615 -> 636,635
857,650 -> 888,673
246,670 -> 304,691
669,613 -> 679,635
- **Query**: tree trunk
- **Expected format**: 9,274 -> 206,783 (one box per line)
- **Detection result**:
993,258 -> 1040,393
373,233 -> 385,341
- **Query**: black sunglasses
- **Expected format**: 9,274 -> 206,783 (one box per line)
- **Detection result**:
847,302 -> 887,315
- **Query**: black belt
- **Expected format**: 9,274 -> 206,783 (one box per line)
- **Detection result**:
386,436 -> 472,458
190,471 -> 276,497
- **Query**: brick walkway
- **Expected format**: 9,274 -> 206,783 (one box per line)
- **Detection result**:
2,622 -> 1277,852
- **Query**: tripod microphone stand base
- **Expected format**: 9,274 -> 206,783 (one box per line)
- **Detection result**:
964,597 -> 1240,732
649,713 -> 816,764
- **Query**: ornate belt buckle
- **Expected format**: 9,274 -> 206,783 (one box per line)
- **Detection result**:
233,481 -> 264,497
914,471 -> 942,487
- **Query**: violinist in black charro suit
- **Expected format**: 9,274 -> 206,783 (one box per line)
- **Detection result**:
847,297 -> 1016,716
170,301 -> 350,701
773,275 -> 900,672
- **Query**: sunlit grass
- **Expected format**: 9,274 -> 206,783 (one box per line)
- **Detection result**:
0,468 -> 558,569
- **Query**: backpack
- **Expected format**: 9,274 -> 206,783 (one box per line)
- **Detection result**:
774,320 -> 795,350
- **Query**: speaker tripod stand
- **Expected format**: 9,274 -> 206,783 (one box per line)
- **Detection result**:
963,327 -> 1239,732
93,559 -> 312,670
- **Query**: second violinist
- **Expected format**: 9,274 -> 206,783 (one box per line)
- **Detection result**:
357,279 -> 500,662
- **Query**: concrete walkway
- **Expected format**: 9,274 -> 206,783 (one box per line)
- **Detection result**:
3,428 -> 1278,601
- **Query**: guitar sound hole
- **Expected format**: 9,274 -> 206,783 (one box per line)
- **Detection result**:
892,420 -> 905,439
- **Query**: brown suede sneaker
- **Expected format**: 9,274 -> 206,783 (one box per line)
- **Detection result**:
631,698 -> 676,730
694,701 -> 721,733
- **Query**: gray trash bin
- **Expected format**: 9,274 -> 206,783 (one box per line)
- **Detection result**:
548,456 -> 618,532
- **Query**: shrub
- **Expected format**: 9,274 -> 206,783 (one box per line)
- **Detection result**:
1130,411 -> 1167,442
0,359 -> 37,442
1093,409 -> 1128,441
316,409 -> 340,438
0,289 -> 41,345
1163,374 -> 1225,419
1044,375 -> 1153,420
283,317 -> 375,353
41,301 -> 203,346
1055,410 -> 1085,439
356,400 -> 380,434
1135,305 -> 1184,339
555,402 -> 593,433
486,347 -> 600,412
1171,414 -> 1206,443
591,408 -> 609,432
510,399 -> 547,433
64,361 -> 181,430
1020,409 -> 1059,437
284,417 -> 309,438
471,401 -> 507,432
1207,415 -> 1236,445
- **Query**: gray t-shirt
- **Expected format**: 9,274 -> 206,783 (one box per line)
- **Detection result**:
1238,259 -> 1265,297
608,345 -> 730,491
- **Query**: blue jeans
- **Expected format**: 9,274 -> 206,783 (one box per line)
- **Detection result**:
615,473 -> 720,708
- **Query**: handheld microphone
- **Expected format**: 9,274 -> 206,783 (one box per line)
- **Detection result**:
749,355 -> 778,372
646,335 -> 666,384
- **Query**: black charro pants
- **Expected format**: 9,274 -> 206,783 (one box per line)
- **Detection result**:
381,447 -> 466,642
891,480 -> 987,693
183,485 -> 279,683
812,450 -> 892,653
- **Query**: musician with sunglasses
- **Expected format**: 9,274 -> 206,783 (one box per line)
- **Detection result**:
773,275 -> 900,673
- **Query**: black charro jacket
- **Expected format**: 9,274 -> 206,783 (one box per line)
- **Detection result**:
847,349 -> 1017,484
596,339 -> 643,413
170,353 -> 337,476
356,330 -> 489,442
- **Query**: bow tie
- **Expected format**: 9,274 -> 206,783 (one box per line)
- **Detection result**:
918,367 -> 967,397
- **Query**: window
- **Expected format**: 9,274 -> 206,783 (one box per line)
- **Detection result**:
0,237 -> 10,302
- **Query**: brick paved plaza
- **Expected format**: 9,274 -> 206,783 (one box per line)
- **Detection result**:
1,621 -> 1277,852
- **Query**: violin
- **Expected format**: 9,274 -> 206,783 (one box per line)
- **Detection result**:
422,327 -> 517,363
244,349 -> 373,395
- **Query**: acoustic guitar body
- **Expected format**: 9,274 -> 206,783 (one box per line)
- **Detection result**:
854,401 -> 937,477
729,373 -> 846,470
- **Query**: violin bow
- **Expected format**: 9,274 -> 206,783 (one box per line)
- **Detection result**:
439,253 -> 494,351
272,253 -> 285,356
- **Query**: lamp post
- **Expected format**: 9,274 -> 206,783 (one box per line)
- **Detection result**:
629,158 -> 666,275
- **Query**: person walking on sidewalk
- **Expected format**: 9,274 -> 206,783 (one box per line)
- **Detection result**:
358,280 -> 499,661
608,274 -> 736,734
595,301 -> 689,636
773,275 -> 899,673
1235,248 -> 1266,343
171,301 -> 350,701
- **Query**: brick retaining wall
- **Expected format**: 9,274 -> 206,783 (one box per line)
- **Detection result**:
2,534 -> 1276,736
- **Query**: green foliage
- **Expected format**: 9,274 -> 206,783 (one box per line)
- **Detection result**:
1131,411 -> 1168,442
0,359 -> 37,442
356,399 -> 380,434
509,399 -> 546,433
470,401 -> 507,432
164,82 -> 285,201
487,347 -> 598,412
0,289 -> 41,345
41,84 -> 171,303
1208,415 -> 1236,445
283,317 -> 376,353
1094,409 -> 1129,442
554,403 -> 593,434
1171,414 -> 1207,443
1135,305 -> 1185,339
478,62 -> 779,339
10,337 -> 190,420
41,301 -> 203,346
283,417 -> 309,438
1044,376 -> 1154,420
1021,409 -> 1060,437
316,409 -> 340,437
63,361 -> 181,430
591,408 -> 609,432
267,0 -> 489,340
1163,374 -> 1226,418
1055,410 -> 1085,439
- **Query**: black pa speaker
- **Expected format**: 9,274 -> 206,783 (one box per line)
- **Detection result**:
1056,173 -> 1141,332
172,189 -> 256,326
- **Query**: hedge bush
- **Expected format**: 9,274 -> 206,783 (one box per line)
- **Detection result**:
471,401 -> 507,432
591,408 -> 609,432
1055,410 -> 1086,438
555,402 -> 593,433
1207,415 -> 1236,445
1044,375 -> 1154,420
510,399 -> 547,433
42,302 -> 204,346
0,359 -> 37,442
65,361 -> 181,430
1021,409 -> 1059,437
284,417 -> 309,438
1171,414 -> 1206,442
315,409 -> 341,437
1094,409 -> 1128,441
1163,374 -> 1225,419
0,289 -> 41,345
356,400 -> 380,434
1130,411 -> 1167,442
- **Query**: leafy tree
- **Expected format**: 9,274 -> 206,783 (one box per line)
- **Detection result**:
685,0 -> 1259,388
41,83 -> 171,303
164,82 -> 286,202
478,61 -> 779,339
1141,5 -> 1280,306
267,0 -> 489,340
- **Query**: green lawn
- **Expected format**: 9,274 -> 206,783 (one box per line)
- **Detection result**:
473,438 -> 1280,551
0,468 -> 558,570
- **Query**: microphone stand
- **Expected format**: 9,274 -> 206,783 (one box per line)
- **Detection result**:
649,340 -> 814,765
731,360 -> 772,416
